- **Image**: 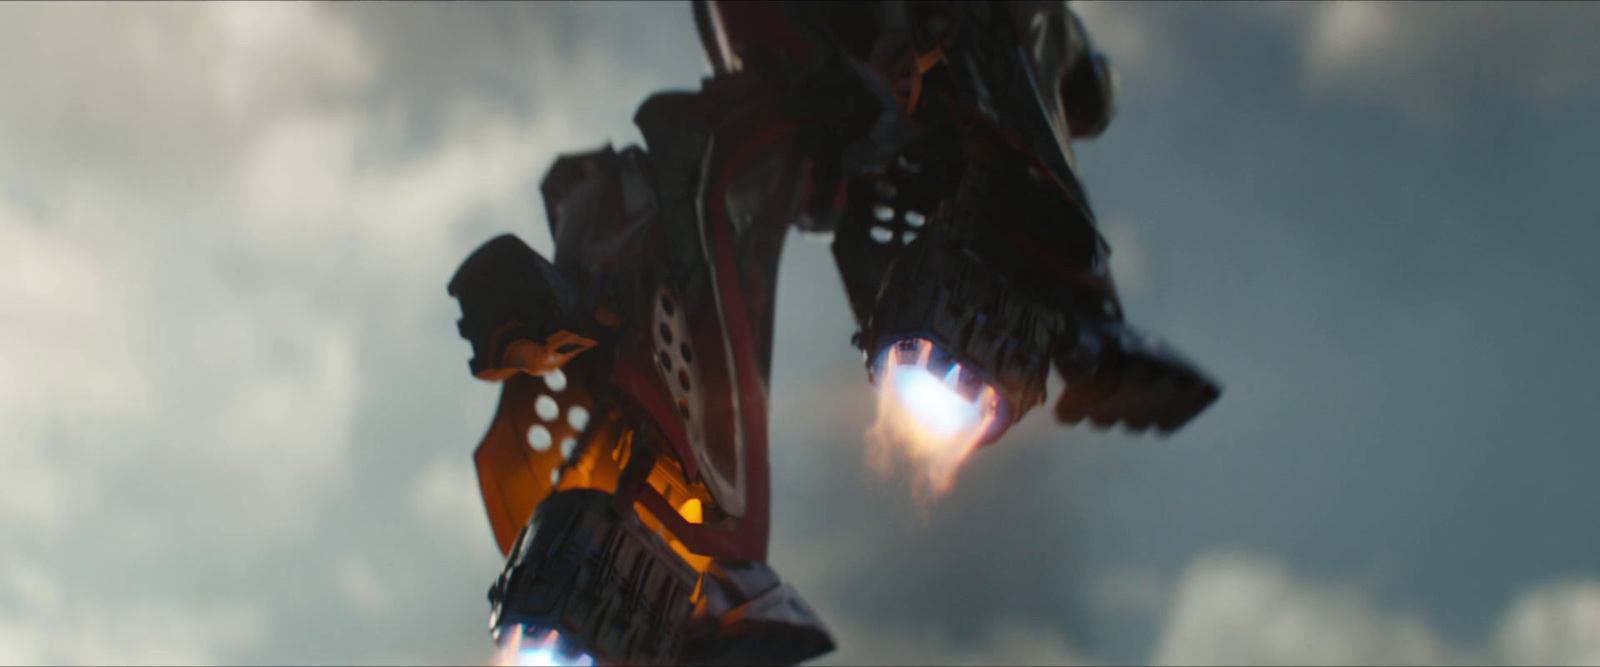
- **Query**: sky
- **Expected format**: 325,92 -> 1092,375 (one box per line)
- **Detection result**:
1,2 -> 1599,665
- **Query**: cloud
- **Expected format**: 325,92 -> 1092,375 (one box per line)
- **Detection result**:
1071,1 -> 1186,92
338,557 -> 392,618
3,562 -> 63,616
0,199 -> 135,536
0,602 -> 264,667
1098,219 -> 1151,297
0,466 -> 67,542
819,613 -> 1093,667
3,3 -> 1598,666
0,201 -> 105,326
411,456 -> 497,557
1150,551 -> 1600,667
1299,2 -> 1600,123
0,0 -> 559,548
204,318 -> 360,521
0,2 -> 710,663
1072,2 -> 1154,73
0,560 -> 264,666
0,3 -> 403,661
1088,566 -> 1168,618
1152,551 -> 1457,665
0,3 -> 372,207
1079,2 -> 1600,127
1496,582 -> 1600,666
1303,2 -> 1397,87
232,98 -> 580,289
214,1 -> 376,119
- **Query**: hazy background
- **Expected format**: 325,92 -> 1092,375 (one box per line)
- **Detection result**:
3,2 -> 1599,664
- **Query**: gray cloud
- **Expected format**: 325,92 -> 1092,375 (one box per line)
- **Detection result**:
1299,2 -> 1600,123
1146,552 -> 1600,666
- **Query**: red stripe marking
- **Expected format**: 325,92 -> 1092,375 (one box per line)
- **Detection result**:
613,355 -> 699,482
652,121 -> 796,562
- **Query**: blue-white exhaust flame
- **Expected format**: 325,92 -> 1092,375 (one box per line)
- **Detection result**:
866,338 -> 1004,503
492,624 -> 594,667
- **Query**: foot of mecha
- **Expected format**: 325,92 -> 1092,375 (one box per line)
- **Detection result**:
487,490 -> 835,667
1052,316 -> 1222,434
680,560 -> 836,666
489,490 -> 699,667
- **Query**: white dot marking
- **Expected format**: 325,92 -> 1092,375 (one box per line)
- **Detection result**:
567,405 -> 590,432
527,424 -> 552,452
535,394 -> 559,421
544,369 -> 567,392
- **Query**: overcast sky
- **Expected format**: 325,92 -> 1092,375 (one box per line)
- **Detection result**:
2,2 -> 1599,665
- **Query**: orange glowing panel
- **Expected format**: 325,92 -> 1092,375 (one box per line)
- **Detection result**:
678,497 -> 704,524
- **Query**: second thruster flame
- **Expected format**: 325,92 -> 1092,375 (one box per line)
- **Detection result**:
492,624 -> 594,667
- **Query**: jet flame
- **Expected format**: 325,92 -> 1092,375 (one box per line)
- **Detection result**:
491,624 -> 594,667
866,338 -> 1001,504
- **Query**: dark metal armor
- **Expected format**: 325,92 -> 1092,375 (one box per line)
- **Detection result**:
449,3 -> 1219,665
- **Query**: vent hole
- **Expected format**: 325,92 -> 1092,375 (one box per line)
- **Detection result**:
904,210 -> 926,228
659,351 -> 674,372
559,437 -> 578,459
870,226 -> 894,244
567,405 -> 589,432
527,424 -> 552,452
873,204 -> 894,222
544,369 -> 567,392
658,323 -> 674,345
535,394 -> 559,422
679,343 -> 694,365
